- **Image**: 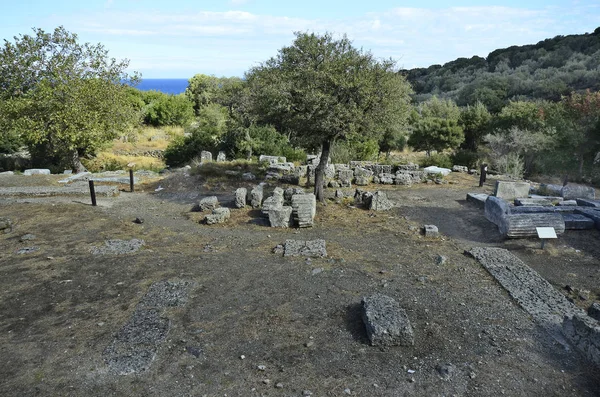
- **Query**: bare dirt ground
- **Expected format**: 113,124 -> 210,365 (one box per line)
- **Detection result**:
0,171 -> 599,396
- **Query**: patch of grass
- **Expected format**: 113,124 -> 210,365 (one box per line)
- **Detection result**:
82,152 -> 165,172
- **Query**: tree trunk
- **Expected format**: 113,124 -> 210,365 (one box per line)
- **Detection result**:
314,140 -> 331,203
70,149 -> 87,173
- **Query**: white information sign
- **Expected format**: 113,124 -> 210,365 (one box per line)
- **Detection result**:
536,227 -> 557,239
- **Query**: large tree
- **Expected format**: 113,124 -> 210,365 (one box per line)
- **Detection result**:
408,97 -> 464,155
0,26 -> 139,171
246,32 -> 413,201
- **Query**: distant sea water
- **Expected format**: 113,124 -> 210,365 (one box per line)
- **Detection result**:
133,78 -> 189,95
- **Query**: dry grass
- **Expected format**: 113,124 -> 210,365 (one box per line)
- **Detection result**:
82,152 -> 165,173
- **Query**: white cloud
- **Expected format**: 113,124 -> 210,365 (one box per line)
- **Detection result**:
50,4 -> 600,77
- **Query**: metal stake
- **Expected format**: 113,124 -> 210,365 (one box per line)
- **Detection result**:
89,180 -> 97,206
129,169 -> 134,193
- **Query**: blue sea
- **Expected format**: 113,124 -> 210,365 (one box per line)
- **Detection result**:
134,78 -> 189,95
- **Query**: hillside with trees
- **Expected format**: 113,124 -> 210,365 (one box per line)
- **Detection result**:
403,28 -> 600,112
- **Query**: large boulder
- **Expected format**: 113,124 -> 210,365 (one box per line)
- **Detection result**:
361,294 -> 414,347
204,208 -> 230,225
200,151 -> 212,163
369,191 -> 393,211
198,196 -> 219,211
234,188 -> 247,208
268,206 -> 293,228
249,185 -> 264,209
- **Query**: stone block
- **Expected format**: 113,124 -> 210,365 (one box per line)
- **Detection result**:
249,185 -> 264,209
466,193 -> 488,209
293,165 -> 308,178
280,174 -> 300,185
396,163 -> 419,171
576,198 -> 600,208
259,155 -> 286,164
538,183 -> 563,196
268,163 -> 295,174
204,207 -> 230,225
562,214 -> 595,230
499,213 -> 565,238
514,198 -> 554,206
372,164 -> 392,175
424,224 -> 439,237
562,184 -> 595,200
379,173 -> 394,185
396,170 -> 425,184
284,187 -> 305,204
494,181 -> 531,201
283,239 -> 326,257
0,217 -> 12,233
562,315 -> 600,368
361,294 -> 414,347
23,168 -> 51,175
354,167 -> 374,178
338,169 -> 354,187
261,194 -> 284,217
268,206 -> 293,228
394,173 -> 413,186
484,196 -> 510,226
242,172 -> 256,181
354,176 -> 370,186
291,193 -> 316,228
216,151 -> 226,162
198,196 -> 219,212
575,208 -> 600,230
234,188 -> 247,208
559,200 -> 578,206
369,191 -> 393,211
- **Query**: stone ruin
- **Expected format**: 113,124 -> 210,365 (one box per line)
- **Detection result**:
469,180 -> 600,238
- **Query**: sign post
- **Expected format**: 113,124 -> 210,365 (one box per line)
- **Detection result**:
536,227 -> 557,250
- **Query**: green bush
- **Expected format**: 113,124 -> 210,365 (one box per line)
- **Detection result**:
0,130 -> 23,154
142,91 -> 195,127
419,153 -> 453,169
451,149 -> 481,169
330,139 -> 379,163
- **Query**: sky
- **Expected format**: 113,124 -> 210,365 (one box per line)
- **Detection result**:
1,0 -> 599,79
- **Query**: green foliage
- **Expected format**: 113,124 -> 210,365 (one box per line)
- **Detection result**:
330,138 -> 380,163
141,91 -> 194,127
403,30 -> 600,106
378,126 -> 408,158
458,101 -> 491,151
451,149 -> 481,169
419,153 -> 453,169
495,152 -> 525,179
408,117 -> 464,154
0,26 -> 139,171
185,74 -> 246,115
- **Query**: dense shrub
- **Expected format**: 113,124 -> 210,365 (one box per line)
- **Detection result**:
142,92 -> 194,127
451,149 -> 481,169
419,153 -> 453,169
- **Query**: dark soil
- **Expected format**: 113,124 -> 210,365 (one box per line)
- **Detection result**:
0,171 -> 599,396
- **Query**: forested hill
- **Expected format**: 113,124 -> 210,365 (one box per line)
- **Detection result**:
402,27 -> 600,111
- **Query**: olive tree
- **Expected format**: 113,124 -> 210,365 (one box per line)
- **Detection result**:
0,26 -> 139,171
246,32 -> 413,201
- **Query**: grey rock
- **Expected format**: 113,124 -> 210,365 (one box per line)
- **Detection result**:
311,267 -> 324,275
283,239 -> 327,257
293,165 -> 308,178
133,217 -> 144,224
19,233 -> 36,242
354,167 -> 374,178
436,255 -> 447,265
23,168 -> 51,175
373,176 -> 380,184
249,185 -> 264,209
262,194 -> 284,217
328,180 -> 340,188
494,181 -> 531,201
259,155 -> 286,164
269,206 -> 293,228
338,169 -> 353,188
562,184 -> 595,200
379,173 -> 395,185
354,176 -> 370,186
575,208 -> 600,230
514,198 -> 554,206
436,363 -> 457,380
396,163 -> 419,171
538,183 -> 563,196
589,303 -> 600,322
216,151 -> 226,162
269,162 -> 295,174
242,172 -> 256,181
0,171 -> 14,175
372,164 -> 392,175
234,188 -> 247,208
138,280 -> 194,308
423,166 -> 451,176
91,239 -> 145,255
198,196 -> 219,212
559,200 -> 578,206
204,207 -> 230,225
58,171 -> 92,184
200,151 -> 212,163
452,165 -> 468,173
562,315 -> 600,368
334,189 -> 345,199
423,224 -> 439,237
361,294 -> 414,346
17,247 -> 39,255
576,198 -> 600,208
325,164 -> 336,179
280,174 -> 300,185
284,187 -> 305,204
369,191 -> 393,211
394,173 -> 413,186
0,217 -> 12,232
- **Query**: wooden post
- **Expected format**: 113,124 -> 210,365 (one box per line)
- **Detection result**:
479,163 -> 487,187
89,180 -> 97,206
129,169 -> 134,193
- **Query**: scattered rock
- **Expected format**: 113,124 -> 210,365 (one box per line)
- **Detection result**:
311,267 -> 324,276
185,346 -> 203,358
242,172 -> 256,181
423,225 -> 439,237
257,365 -> 266,371
204,208 -> 231,225
198,196 -> 219,212
361,294 -> 414,346
133,217 -> 144,224
19,233 -> 36,242
275,382 -> 284,389
452,165 -> 468,173
435,363 -> 457,380
234,188 -> 247,208
272,244 -> 284,255
436,255 -> 447,265
17,247 -> 39,255
369,191 -> 393,211
91,239 -> 145,255
249,185 -> 264,209
269,206 -> 293,228
283,239 -> 327,258
0,217 -> 12,233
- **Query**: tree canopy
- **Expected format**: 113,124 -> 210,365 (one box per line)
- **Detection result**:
0,26 -> 139,171
246,32 -> 413,200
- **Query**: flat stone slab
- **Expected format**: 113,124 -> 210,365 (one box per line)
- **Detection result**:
23,168 -> 51,175
494,181 -> 531,201
283,239 -> 327,257
58,172 -> 92,184
91,239 -> 145,255
575,208 -> 600,230
0,185 -> 119,198
514,198 -> 554,206
103,280 -> 194,375
562,214 -> 596,230
90,176 -> 140,184
468,247 -> 584,342
361,294 -> 414,347
466,193 -> 488,209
